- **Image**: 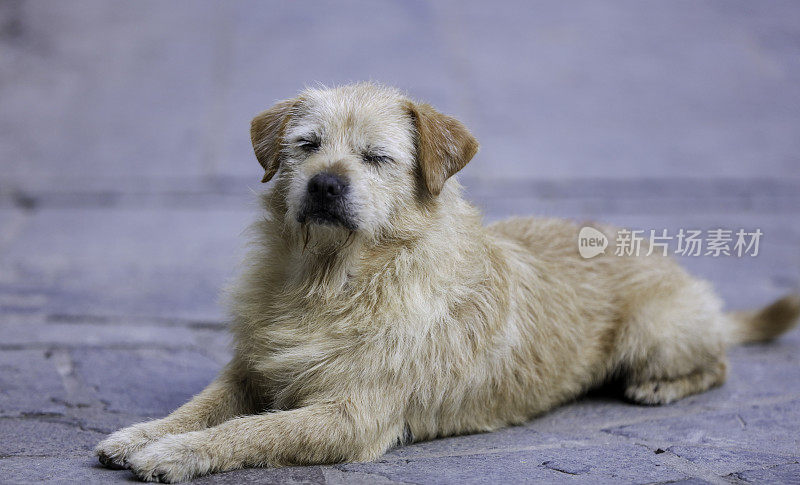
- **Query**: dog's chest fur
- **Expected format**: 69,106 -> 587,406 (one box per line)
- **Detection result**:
229,246 -> 469,411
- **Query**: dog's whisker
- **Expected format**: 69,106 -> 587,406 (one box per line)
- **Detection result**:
302,224 -> 310,253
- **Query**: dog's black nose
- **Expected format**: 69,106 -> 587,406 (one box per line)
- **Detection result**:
307,173 -> 347,200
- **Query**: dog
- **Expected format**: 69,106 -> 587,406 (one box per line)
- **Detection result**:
95,83 -> 800,482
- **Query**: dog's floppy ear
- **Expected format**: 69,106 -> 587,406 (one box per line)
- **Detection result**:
406,102 -> 479,196
250,99 -> 298,183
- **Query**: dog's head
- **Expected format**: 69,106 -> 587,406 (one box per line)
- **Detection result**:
250,83 -> 478,248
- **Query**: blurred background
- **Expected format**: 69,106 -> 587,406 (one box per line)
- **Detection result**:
0,0 -> 798,329
1,2 -> 799,481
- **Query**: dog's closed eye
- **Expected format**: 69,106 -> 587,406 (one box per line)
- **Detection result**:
362,150 -> 393,165
295,136 -> 321,152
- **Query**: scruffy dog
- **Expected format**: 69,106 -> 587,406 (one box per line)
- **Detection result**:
95,83 -> 800,482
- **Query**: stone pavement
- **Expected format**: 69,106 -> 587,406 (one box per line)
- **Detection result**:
1,1 -> 799,483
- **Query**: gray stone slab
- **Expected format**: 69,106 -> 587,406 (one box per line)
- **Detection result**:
604,399 -> 800,456
0,456 -> 127,483
0,460 -> 405,485
0,317 -> 229,351
0,349 -> 67,417
669,445 -> 797,478
718,329 -> 800,401
0,417 -> 103,456
732,462 -> 800,483
0,208 -> 250,321
73,348 -> 220,418
523,396 -> 712,437
193,466 -> 328,485
3,1 -> 800,198
0,0 -> 221,188
469,178 -> 800,220
322,467 -> 410,485
0,209 -> 29,251
382,424 -> 583,462
69,407 -> 157,438
439,0 -> 800,182
0,343 -> 163,435
341,443 -> 690,484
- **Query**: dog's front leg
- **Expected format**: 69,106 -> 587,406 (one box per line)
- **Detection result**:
95,360 -> 257,469
126,397 -> 403,483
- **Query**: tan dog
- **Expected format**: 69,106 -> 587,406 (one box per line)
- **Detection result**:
95,83 -> 800,482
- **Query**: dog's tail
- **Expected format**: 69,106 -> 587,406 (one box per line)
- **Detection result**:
726,293 -> 800,345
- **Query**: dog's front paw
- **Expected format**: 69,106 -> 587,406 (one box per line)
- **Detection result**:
95,423 -> 161,469
127,433 -> 213,483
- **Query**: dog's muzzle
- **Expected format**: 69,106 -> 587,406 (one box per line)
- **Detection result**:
297,172 -> 357,230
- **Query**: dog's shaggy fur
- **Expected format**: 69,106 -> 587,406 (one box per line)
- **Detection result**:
95,83 -> 800,482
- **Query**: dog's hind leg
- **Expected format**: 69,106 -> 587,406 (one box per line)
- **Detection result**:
624,360 -> 727,405
613,278 -> 730,405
